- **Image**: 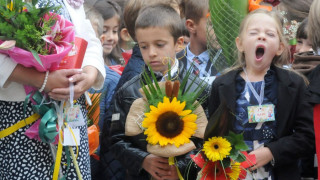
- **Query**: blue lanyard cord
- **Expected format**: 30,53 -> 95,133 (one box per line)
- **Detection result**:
243,68 -> 265,106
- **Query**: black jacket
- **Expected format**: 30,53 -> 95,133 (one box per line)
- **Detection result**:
109,61 -> 209,179
206,65 -> 314,180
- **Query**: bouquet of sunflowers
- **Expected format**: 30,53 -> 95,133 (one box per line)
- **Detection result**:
125,64 -> 208,179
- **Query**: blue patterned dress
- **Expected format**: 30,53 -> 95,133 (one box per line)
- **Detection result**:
234,69 -> 278,180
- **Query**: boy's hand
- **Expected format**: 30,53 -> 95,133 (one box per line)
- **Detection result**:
248,147 -> 273,171
142,154 -> 171,180
161,165 -> 179,180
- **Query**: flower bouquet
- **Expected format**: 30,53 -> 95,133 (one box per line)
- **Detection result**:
125,64 -> 208,178
191,131 -> 256,180
0,0 -> 75,72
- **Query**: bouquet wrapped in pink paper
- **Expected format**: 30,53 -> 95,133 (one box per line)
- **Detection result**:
0,13 -> 75,72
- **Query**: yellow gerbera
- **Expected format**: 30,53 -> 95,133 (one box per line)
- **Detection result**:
203,137 -> 232,162
142,96 -> 197,148
227,162 -> 241,180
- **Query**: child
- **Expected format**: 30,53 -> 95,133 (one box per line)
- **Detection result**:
84,4 -> 123,179
306,0 -> 320,179
94,0 -> 123,66
113,0 -> 180,92
205,9 -> 314,179
109,4 -> 208,179
292,18 -> 319,78
178,0 -> 221,84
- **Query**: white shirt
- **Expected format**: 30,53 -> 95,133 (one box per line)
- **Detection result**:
0,1 -> 106,101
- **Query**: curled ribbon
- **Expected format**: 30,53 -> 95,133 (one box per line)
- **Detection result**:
25,91 -> 58,143
248,0 -> 273,12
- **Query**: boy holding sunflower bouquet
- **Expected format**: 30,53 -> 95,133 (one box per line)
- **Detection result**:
108,3 -> 210,180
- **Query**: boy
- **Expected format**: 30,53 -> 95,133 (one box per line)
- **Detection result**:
114,0 -> 181,92
179,0 -> 222,84
109,4 -> 207,179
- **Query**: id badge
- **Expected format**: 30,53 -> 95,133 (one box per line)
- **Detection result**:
64,105 -> 81,122
247,104 -> 275,123
64,105 -> 85,127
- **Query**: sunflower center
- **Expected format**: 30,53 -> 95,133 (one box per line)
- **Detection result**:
214,144 -> 219,149
156,111 -> 184,138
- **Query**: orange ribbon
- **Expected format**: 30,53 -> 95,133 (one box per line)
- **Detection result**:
249,0 -> 273,12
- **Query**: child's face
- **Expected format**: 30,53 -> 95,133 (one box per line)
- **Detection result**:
100,16 -> 119,55
136,27 -> 182,74
296,38 -> 313,53
194,11 -> 210,50
236,13 -> 284,72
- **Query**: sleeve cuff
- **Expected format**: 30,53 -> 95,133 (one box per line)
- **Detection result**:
0,54 -> 17,88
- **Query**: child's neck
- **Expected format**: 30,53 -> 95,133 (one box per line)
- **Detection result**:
188,41 -> 206,55
241,67 -> 268,82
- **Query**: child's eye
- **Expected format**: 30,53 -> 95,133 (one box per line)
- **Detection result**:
157,43 -> 165,47
267,32 -> 275,37
249,32 -> 257,35
139,44 -> 147,50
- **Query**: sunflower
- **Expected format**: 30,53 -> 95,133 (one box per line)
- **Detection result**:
203,137 -> 232,162
142,96 -> 197,148
227,162 -> 241,180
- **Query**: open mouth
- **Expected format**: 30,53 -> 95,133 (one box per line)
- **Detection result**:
255,46 -> 265,60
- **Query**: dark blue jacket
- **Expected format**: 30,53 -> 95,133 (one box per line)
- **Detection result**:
114,44 -> 144,92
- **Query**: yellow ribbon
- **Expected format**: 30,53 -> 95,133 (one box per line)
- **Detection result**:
0,113 -> 40,139
168,157 -> 184,180
53,130 -> 63,180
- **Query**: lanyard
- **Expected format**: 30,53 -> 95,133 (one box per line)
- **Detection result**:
243,68 -> 265,106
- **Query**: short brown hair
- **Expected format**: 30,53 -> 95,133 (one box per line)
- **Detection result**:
135,4 -> 183,43
179,0 -> 208,23
123,0 -> 179,41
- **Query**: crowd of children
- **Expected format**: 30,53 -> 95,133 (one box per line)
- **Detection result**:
1,0 -> 320,180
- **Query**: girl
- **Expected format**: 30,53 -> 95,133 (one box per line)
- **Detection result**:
205,9 -> 314,179
94,0 -> 123,66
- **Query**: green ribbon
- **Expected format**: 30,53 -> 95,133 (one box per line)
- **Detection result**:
24,91 -> 58,143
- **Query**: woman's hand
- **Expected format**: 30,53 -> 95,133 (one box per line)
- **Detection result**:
49,66 -> 98,100
248,147 -> 273,171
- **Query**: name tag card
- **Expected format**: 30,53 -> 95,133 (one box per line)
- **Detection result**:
248,104 -> 275,123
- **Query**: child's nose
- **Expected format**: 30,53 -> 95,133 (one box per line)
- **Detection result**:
149,46 -> 157,56
258,37 -> 266,41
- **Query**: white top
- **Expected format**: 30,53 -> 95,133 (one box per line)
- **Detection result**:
0,1 -> 106,102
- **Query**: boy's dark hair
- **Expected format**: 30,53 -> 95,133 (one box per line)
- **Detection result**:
123,0 -> 178,41
135,4 -> 183,43
179,0 -> 208,23
296,18 -> 308,39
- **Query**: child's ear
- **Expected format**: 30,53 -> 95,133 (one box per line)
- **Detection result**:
120,28 -> 132,41
175,36 -> 184,52
276,42 -> 285,56
235,37 -> 244,52
186,19 -> 196,34
100,34 -> 106,44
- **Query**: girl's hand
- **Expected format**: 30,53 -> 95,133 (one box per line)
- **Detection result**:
142,154 -> 171,180
248,147 -> 273,171
49,66 -> 98,101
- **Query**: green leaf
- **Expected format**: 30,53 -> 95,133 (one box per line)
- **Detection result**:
221,157 -> 231,169
30,49 -> 44,67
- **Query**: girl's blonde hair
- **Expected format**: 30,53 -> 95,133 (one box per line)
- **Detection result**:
227,9 -> 290,72
308,0 -> 320,51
